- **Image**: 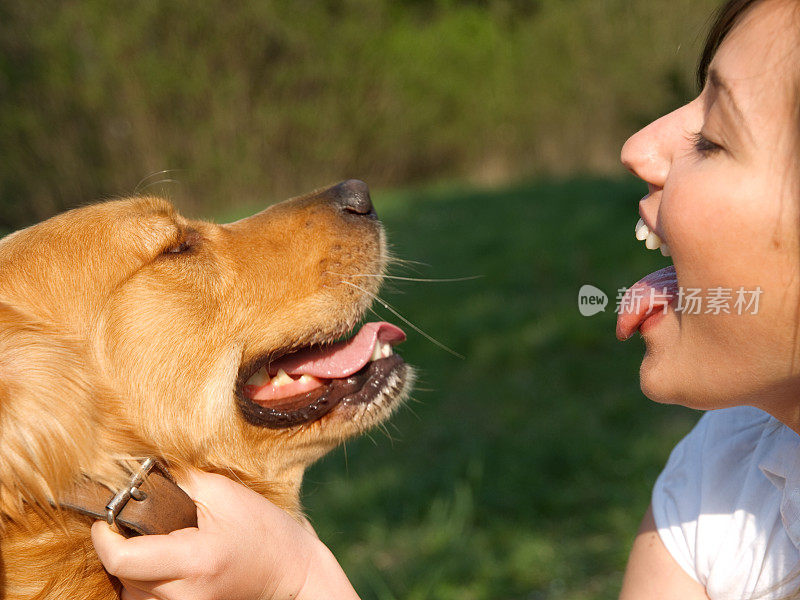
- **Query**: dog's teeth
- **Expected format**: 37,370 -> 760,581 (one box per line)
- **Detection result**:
271,369 -> 294,387
245,367 -> 270,387
370,340 -> 394,361
298,375 -> 316,384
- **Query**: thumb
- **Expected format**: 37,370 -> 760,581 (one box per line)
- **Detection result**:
91,520 -> 129,569
91,521 -> 195,581
174,468 -> 236,505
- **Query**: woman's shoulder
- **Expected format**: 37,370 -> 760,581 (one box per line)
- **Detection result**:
695,405 -> 775,441
657,407 -> 775,489
652,406 -> 800,598
655,406 -> 781,516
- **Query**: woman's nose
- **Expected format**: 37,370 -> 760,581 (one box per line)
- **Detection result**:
620,108 -> 684,187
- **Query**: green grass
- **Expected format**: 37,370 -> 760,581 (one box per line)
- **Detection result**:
291,177 -> 701,600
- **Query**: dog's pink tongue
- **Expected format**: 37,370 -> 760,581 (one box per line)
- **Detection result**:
616,266 -> 678,341
269,322 -> 406,378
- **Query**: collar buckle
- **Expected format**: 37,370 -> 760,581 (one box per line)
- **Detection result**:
105,457 -> 156,526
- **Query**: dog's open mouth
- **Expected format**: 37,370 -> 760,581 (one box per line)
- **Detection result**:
236,322 -> 407,429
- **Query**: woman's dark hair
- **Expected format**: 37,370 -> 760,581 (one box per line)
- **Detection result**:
698,0 -> 761,89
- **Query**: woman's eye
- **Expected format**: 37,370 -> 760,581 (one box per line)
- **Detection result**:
691,131 -> 723,157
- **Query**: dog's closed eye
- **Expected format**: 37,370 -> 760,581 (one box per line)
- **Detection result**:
163,229 -> 201,255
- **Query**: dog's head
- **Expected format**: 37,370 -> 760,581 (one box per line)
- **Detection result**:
0,180 -> 412,520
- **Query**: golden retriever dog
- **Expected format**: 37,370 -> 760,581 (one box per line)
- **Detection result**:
0,179 -> 413,599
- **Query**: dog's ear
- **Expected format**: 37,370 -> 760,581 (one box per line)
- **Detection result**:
0,302 -> 109,523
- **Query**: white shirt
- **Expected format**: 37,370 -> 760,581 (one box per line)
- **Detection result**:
653,406 -> 800,600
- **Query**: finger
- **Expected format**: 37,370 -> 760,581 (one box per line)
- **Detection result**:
119,576 -> 196,600
176,468 -> 233,494
170,470 -> 225,528
91,521 -> 197,581
173,469 -> 232,509
170,467 -> 204,499
176,470 -> 264,523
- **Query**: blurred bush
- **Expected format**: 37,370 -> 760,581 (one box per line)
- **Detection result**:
0,0 -> 717,228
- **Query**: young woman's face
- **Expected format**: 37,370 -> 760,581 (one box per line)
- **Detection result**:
620,0 -> 800,428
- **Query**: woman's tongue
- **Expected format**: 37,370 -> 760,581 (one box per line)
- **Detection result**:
616,266 -> 678,341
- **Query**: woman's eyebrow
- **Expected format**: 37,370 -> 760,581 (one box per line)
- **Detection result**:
707,68 -> 754,142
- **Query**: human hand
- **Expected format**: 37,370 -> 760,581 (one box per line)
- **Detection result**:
91,469 -> 359,600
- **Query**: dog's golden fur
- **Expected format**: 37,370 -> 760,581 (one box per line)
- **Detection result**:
0,186 -> 411,598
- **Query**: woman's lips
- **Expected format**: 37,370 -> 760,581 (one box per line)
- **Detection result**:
616,266 -> 678,340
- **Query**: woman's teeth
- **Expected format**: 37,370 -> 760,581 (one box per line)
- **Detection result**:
635,218 -> 671,257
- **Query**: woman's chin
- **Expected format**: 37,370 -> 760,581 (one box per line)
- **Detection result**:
636,310 -> 777,410
639,343 -> 740,410
637,312 -> 693,406
639,352 -> 681,405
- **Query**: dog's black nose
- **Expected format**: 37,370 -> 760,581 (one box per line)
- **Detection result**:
332,179 -> 376,217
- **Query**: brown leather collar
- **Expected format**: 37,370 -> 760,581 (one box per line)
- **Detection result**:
58,458 -> 198,537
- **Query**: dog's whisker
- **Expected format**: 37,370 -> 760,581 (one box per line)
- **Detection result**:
380,282 -> 404,296
360,299 -> 455,364
384,274 -> 481,283
341,280 -> 464,359
387,421 -> 403,436
402,399 -> 423,421
137,178 -> 181,194
224,467 -> 247,488
379,424 -> 396,445
384,259 -> 429,276
327,271 -> 482,284
133,169 -> 183,194
406,396 -> 424,408
386,256 -> 430,268
364,303 -> 389,325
